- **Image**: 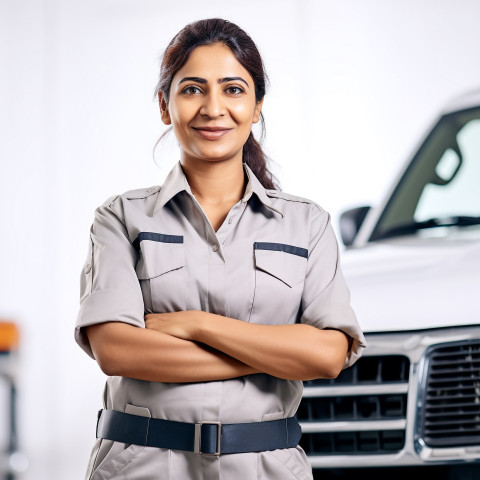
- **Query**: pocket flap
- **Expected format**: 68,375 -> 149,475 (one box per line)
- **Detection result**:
254,245 -> 307,287
134,233 -> 185,280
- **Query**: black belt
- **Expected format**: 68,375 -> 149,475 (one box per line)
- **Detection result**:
96,409 -> 302,455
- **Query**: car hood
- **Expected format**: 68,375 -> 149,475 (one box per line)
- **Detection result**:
341,227 -> 480,333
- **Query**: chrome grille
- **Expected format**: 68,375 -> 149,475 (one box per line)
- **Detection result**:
297,392 -> 408,422
304,354 -> 409,387
299,355 -> 410,455
421,340 -> 480,448
301,430 -> 406,455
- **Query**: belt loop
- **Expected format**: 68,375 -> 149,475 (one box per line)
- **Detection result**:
96,409 -> 103,439
194,423 -> 201,454
143,417 -> 151,447
285,418 -> 289,448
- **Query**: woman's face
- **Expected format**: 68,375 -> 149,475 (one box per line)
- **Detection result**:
160,43 -> 263,166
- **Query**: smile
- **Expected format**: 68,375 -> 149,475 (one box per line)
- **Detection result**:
192,127 -> 232,140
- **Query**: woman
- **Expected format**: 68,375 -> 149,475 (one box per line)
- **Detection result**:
75,18 -> 366,480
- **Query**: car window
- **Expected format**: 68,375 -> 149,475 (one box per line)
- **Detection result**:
370,107 -> 480,240
415,119 -> 480,221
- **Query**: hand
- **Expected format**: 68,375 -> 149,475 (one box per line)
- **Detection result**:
145,311 -> 205,341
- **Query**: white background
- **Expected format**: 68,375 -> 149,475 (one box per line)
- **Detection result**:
1,0 -> 479,478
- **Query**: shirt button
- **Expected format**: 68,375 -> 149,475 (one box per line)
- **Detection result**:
85,264 -> 92,274
228,216 -> 234,224
211,244 -> 219,252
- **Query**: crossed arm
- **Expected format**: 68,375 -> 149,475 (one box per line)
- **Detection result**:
85,310 -> 349,383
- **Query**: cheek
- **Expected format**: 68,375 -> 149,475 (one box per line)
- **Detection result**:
169,97 -> 196,124
231,103 -> 257,128
170,110 -> 192,141
171,109 -> 188,128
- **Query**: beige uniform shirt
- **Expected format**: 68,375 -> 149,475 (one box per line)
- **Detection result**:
76,161 -> 366,480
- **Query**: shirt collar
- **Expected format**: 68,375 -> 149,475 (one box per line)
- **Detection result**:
242,162 -> 284,217
153,160 -> 283,217
153,161 -> 192,214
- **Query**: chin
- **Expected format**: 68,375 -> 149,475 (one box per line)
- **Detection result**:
192,149 -> 243,163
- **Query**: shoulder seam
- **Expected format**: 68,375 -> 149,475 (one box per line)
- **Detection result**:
123,186 -> 161,200
312,203 -> 327,214
102,194 -> 120,207
266,190 -> 318,205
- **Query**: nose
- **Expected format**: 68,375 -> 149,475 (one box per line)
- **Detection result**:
200,90 -> 225,118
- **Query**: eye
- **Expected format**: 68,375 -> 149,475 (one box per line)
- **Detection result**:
182,85 -> 203,95
225,85 -> 245,95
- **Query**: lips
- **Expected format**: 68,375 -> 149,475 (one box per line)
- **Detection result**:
192,126 -> 232,140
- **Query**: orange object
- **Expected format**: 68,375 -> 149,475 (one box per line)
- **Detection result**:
0,322 -> 19,351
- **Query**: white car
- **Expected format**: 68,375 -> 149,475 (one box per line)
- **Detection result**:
299,89 -> 480,478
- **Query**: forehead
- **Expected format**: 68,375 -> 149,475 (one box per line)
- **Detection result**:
173,43 -> 253,82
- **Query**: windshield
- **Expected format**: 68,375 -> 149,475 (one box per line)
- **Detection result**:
370,107 -> 480,241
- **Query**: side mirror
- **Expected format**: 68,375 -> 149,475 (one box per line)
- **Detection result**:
339,206 -> 371,247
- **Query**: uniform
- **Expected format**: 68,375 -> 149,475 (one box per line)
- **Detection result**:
75,161 -> 366,480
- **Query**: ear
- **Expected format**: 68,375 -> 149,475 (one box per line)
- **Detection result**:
252,98 -> 264,124
158,92 -> 171,125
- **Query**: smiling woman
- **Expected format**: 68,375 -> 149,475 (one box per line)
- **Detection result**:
159,43 -> 263,170
75,18 -> 366,480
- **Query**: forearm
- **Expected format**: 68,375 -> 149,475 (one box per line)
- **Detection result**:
195,314 -> 349,381
85,322 -> 257,383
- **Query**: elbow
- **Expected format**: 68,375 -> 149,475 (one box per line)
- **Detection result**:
98,357 -> 117,377
301,355 -> 345,381
94,348 -> 122,376
321,361 -> 344,379
85,323 -> 128,377
306,329 -> 350,380
88,339 -> 125,377
321,352 -> 347,379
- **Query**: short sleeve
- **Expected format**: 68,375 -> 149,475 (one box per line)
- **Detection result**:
300,205 -> 366,369
75,196 -> 145,359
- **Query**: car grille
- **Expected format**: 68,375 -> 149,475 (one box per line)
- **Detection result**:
421,340 -> 480,448
298,355 -> 410,455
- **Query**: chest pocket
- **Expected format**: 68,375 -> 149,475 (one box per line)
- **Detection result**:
249,242 -> 308,325
134,232 -> 186,313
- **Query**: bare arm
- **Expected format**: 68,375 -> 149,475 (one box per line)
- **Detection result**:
85,322 -> 258,383
145,311 -> 349,381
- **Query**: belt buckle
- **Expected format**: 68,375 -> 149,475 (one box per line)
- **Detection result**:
194,421 -> 222,456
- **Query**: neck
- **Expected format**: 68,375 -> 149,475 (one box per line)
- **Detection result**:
180,158 -> 246,205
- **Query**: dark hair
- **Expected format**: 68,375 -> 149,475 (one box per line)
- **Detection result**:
154,18 -> 278,190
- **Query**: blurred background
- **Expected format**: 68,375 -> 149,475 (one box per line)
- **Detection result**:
1,0 -> 479,478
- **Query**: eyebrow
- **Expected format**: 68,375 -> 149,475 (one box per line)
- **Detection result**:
178,76 -> 249,87
220,77 -> 249,87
